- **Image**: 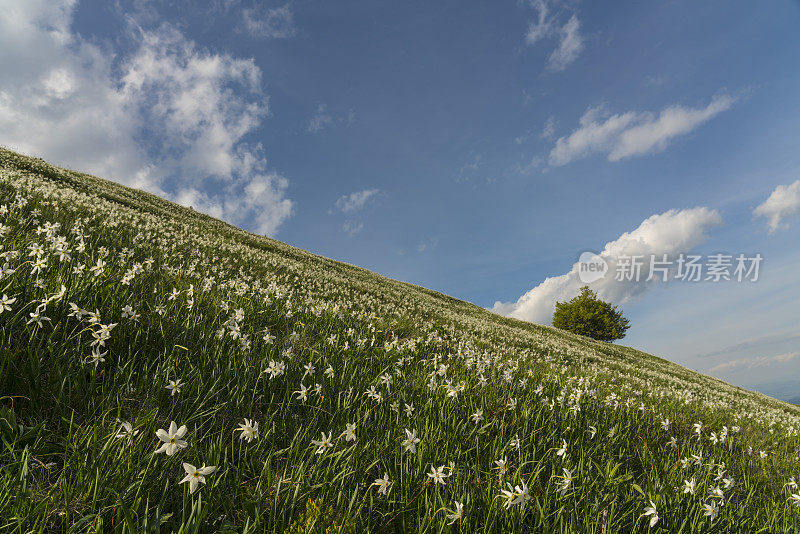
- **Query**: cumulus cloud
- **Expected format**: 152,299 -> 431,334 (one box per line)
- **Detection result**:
709,352 -> 800,374
524,0 -> 584,72
0,0 -> 292,236
491,207 -> 723,324
549,95 -> 735,166
753,180 -> 800,233
335,189 -> 380,213
241,3 -> 295,39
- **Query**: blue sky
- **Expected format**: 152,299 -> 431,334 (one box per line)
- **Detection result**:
1,0 -> 799,397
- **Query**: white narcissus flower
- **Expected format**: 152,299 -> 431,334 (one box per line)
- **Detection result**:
179,463 -> 216,493
556,468 -> 573,495
311,432 -> 334,454
642,500 -> 658,527
340,423 -> 357,442
294,384 -> 309,402
115,421 -> 139,439
703,501 -> 719,521
372,473 -> 391,495
165,379 -> 182,396
446,501 -> 464,525
0,294 -> 16,312
494,457 -> 508,476
509,479 -> 531,511
683,478 -> 696,495
155,421 -> 188,455
427,465 -> 447,485
237,419 -> 259,442
556,439 -> 567,459
402,428 -> 421,454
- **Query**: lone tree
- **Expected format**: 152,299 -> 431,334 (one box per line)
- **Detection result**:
552,286 -> 630,342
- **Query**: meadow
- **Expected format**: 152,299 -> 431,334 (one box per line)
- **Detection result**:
1,147 -> 800,532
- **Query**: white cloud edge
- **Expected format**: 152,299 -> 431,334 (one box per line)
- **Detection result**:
753,180 -> 800,234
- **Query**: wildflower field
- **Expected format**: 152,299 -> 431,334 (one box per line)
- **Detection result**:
2,147 -> 800,532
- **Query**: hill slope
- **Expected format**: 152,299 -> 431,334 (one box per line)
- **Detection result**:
1,147 -> 799,532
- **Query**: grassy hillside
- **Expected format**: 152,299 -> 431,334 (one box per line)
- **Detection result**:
1,147 -> 799,532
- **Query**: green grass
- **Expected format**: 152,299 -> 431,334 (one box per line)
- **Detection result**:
1,147 -> 800,532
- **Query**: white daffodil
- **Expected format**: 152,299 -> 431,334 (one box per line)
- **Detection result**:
495,457 -> 508,477
237,419 -> 259,442
179,463 -> 216,493
446,501 -> 464,525
294,383 -> 309,402
340,423 -> 357,442
115,421 -> 139,439
510,479 -> 531,511
165,379 -> 183,396
87,347 -> 107,367
703,501 -> 719,521
402,428 -> 421,454
556,468 -> 573,495
0,294 -> 16,313
155,421 -> 188,455
372,473 -> 391,495
311,432 -> 334,454
683,478 -> 696,495
427,465 -> 447,485
641,500 -> 659,527
556,439 -> 567,459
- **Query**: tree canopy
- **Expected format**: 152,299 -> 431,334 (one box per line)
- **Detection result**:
552,286 -> 630,342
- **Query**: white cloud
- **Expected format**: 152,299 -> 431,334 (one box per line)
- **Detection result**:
307,103 -> 333,134
549,95 -> 735,166
709,352 -> 800,374
540,116 -> 556,139
753,180 -> 800,233
335,189 -> 380,213
547,15 -> 583,72
524,1 -> 584,72
343,220 -> 364,236
491,207 -> 723,324
525,0 -> 552,45
0,0 -> 292,236
242,3 -> 295,39
460,155 -> 481,176
418,237 -> 438,253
